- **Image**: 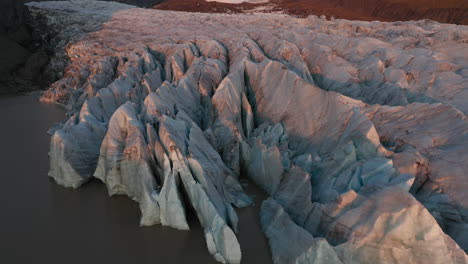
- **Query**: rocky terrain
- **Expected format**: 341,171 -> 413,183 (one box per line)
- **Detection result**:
155,0 -> 468,25
0,0 -> 164,94
27,1 -> 468,263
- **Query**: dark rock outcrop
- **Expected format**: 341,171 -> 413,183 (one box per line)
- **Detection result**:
0,0 -> 165,94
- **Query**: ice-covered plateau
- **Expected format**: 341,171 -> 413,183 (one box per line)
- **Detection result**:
26,1 -> 468,263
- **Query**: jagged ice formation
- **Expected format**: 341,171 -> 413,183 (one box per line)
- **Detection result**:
27,1 -> 468,263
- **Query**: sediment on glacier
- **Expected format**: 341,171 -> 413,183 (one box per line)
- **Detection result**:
28,1 -> 468,263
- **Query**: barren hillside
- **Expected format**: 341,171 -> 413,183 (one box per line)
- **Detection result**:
155,0 -> 468,24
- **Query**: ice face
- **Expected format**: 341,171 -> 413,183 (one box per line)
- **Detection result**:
28,2 -> 468,263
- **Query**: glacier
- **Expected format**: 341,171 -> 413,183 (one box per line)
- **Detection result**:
26,1 -> 468,263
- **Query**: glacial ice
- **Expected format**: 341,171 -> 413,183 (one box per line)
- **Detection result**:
27,1 -> 468,263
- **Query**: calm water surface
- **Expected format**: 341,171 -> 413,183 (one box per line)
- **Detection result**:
0,94 -> 271,264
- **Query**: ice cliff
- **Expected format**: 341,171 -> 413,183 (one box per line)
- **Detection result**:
27,1 -> 468,263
